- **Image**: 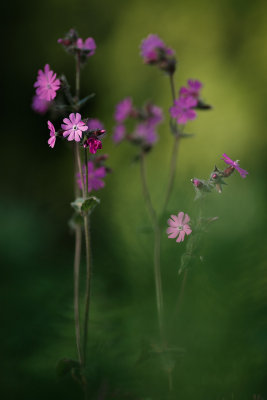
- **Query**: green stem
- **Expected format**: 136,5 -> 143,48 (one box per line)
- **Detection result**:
162,73 -> 180,215
140,152 -> 164,339
73,144 -> 82,365
75,54 -> 80,102
81,149 -> 91,369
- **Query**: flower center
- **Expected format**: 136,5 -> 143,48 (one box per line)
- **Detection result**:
73,125 -> 78,130
178,225 -> 183,231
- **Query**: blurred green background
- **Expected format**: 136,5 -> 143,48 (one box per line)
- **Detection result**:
2,0 -> 267,399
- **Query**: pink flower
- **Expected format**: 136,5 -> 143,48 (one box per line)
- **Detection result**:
32,95 -> 49,114
140,34 -> 174,64
47,121 -> 56,148
133,123 -> 158,145
77,161 -> 106,192
87,118 -> 104,131
166,212 -> 192,243
76,37 -> 96,56
84,137 -> 102,154
180,79 -> 203,100
221,153 -> 248,178
114,98 -> 133,123
113,124 -> 126,143
34,64 -> 60,101
169,96 -> 197,125
191,178 -> 202,188
61,113 -> 88,142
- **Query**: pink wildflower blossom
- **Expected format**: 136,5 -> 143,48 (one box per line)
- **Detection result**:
133,123 -> 158,145
84,137 -> 102,154
113,124 -> 126,143
180,79 -> 203,100
32,95 -> 49,115
114,97 -> 133,123
61,113 -> 88,142
140,34 -> 174,63
166,212 -> 192,243
221,153 -> 248,178
76,37 -> 96,56
47,121 -> 56,148
34,64 -> 60,101
77,161 -> 106,192
169,96 -> 197,125
87,118 -> 104,131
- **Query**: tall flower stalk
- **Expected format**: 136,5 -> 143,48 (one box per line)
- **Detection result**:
33,29 -> 109,399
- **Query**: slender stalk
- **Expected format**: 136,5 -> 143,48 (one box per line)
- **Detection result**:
81,148 -> 91,368
162,73 -> 180,215
74,223 -> 82,364
75,54 -> 80,102
73,139 -> 82,365
140,152 -> 164,339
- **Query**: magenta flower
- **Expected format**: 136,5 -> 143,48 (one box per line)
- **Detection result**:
166,212 -> 192,243
133,123 -> 158,145
76,37 -> 96,56
84,137 -> 102,154
31,95 -> 49,115
77,161 -> 106,192
47,121 -> 56,148
140,34 -> 174,63
180,79 -> 203,100
113,124 -> 126,143
221,153 -> 248,178
87,118 -> 104,131
191,178 -> 202,188
34,64 -> 60,101
114,98 -> 133,123
169,96 -> 197,125
61,113 -> 88,142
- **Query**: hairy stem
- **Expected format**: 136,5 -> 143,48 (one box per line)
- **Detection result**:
140,152 -> 164,339
74,223 -> 82,364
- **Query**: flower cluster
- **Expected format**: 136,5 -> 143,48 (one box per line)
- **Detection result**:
140,34 -> 176,74
77,155 -> 110,193
192,153 -> 248,198
166,212 -> 192,243
113,99 -> 163,149
47,113 -> 106,152
169,79 -> 204,125
58,29 -> 96,63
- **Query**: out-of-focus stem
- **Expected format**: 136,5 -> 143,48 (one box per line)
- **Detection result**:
162,73 -> 180,215
140,152 -> 164,339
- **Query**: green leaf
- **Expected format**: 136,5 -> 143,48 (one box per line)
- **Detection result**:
71,196 -> 100,215
77,93 -> 95,107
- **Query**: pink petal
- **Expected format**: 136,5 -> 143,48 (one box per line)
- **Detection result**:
184,226 -> 192,235
166,228 -> 179,239
69,113 -> 76,124
167,218 -> 178,228
170,214 -> 179,224
182,213 -> 190,224
75,113 -> 82,124
177,212 -> 184,226
176,231 -> 185,243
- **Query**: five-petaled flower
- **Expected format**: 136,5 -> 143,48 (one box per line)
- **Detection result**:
169,96 -> 197,125
32,95 -> 49,115
221,153 -> 248,178
76,37 -> 96,56
61,113 -> 88,142
84,137 -> 102,154
34,64 -> 60,101
114,98 -> 133,123
140,34 -> 174,64
179,80 -> 203,101
166,212 -> 192,243
77,161 -> 106,193
47,121 -> 56,148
